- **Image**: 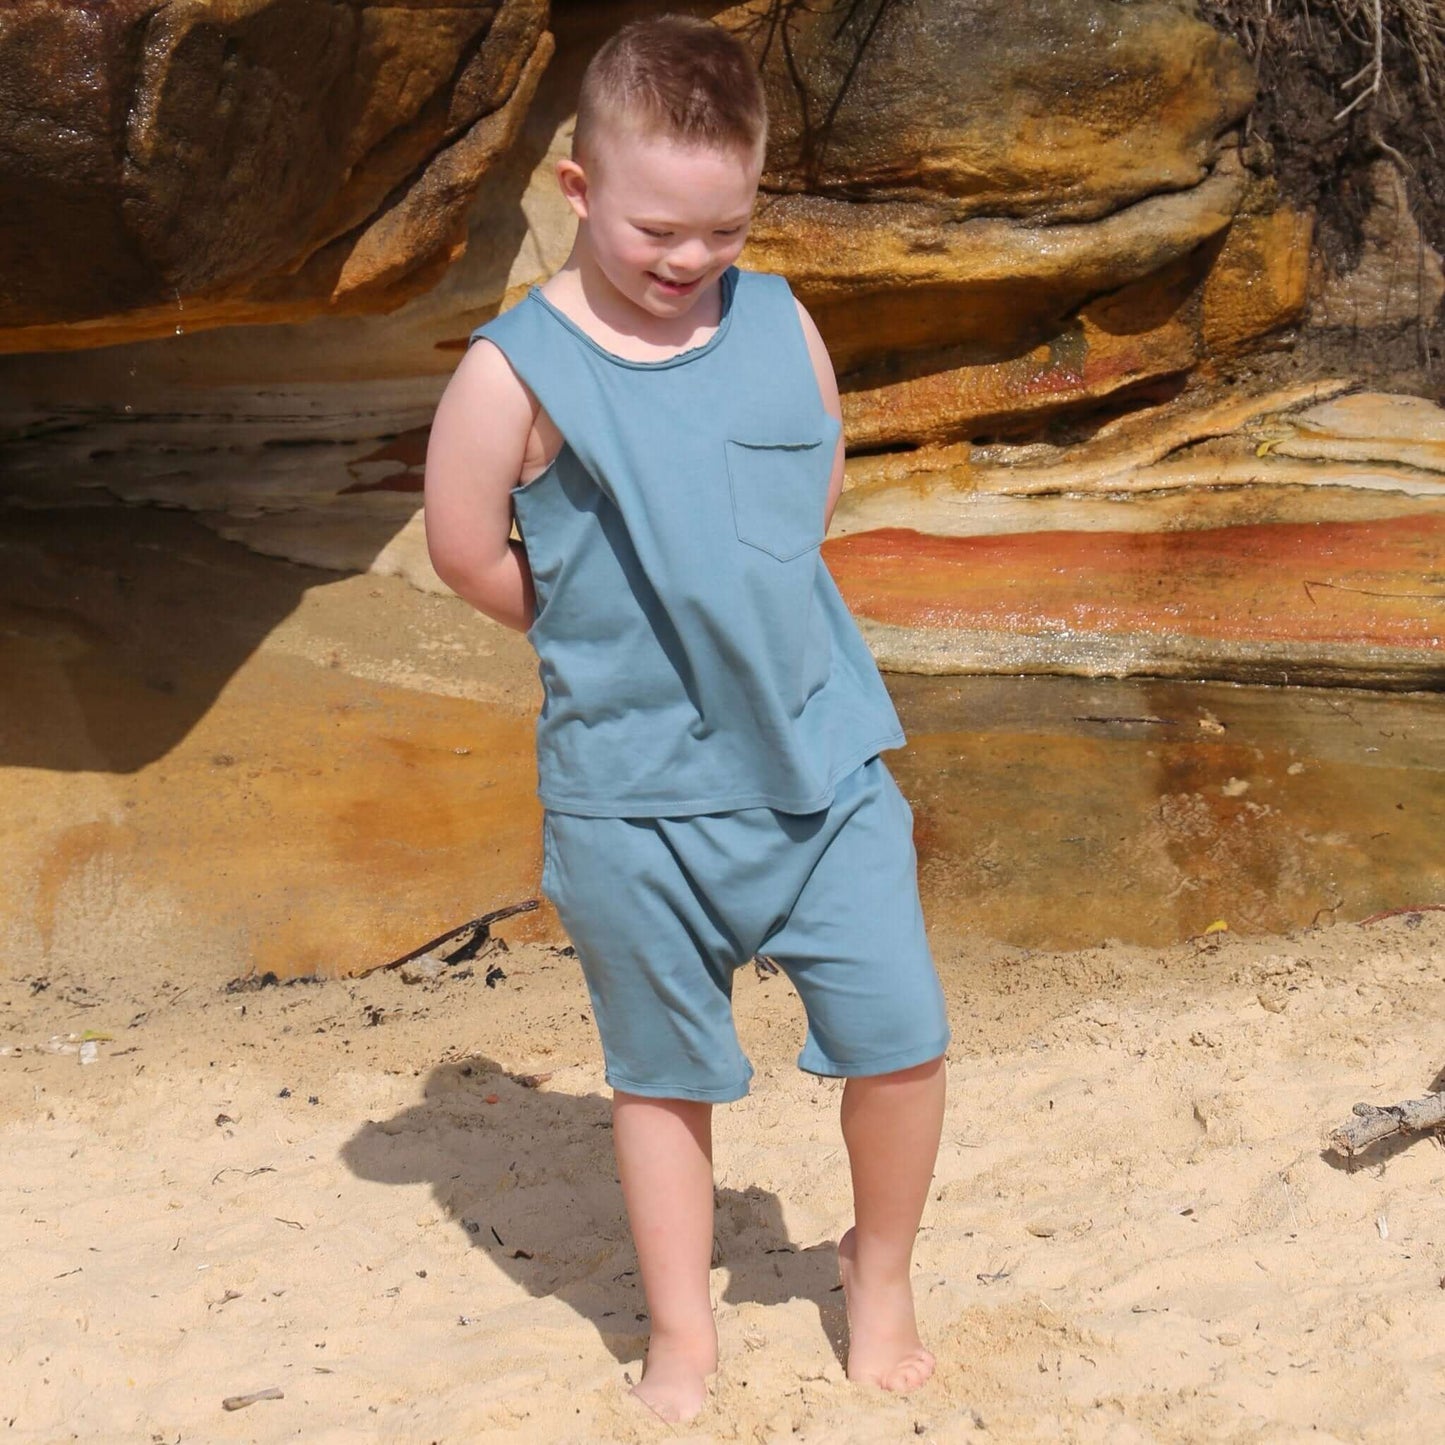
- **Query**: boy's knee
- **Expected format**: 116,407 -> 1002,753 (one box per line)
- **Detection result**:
845,1055 -> 947,1088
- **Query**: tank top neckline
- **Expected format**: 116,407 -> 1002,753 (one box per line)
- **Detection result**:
526,266 -> 739,371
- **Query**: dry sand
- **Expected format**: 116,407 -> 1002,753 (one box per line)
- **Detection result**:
4,909 -> 1444,1443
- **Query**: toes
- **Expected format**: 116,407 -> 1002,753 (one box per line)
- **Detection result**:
847,1347 -> 936,1393
880,1349 -> 936,1393
630,1382 -> 706,1424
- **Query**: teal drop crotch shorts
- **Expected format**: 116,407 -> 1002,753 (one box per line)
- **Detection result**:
542,756 -> 951,1102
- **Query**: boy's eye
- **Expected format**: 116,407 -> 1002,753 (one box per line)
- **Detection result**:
638,227 -> 672,238
714,227 -> 743,237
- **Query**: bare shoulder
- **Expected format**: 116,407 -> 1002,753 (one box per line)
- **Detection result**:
791,293 -> 826,348
430,336 -> 563,490
427,338 -> 539,497
441,336 -> 539,429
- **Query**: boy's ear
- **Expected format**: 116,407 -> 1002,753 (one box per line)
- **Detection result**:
556,157 -> 590,220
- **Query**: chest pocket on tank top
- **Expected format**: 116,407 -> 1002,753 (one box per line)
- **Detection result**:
724,436 -> 830,563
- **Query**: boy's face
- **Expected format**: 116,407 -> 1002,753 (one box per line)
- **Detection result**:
560,124 -> 763,320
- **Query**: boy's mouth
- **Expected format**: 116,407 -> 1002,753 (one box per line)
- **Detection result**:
648,273 -> 702,297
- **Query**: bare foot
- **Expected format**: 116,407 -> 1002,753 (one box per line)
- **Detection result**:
837,1226 -> 936,1391
630,1325 -> 717,1423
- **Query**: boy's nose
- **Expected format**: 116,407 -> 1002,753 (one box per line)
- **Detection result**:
663,238 -> 712,277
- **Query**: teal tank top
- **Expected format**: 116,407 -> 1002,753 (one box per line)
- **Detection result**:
471,265 -> 904,817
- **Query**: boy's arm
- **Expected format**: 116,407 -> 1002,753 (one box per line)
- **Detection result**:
794,298 -> 847,528
423,340 -> 538,633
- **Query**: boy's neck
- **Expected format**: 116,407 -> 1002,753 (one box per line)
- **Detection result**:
541,244 -> 727,363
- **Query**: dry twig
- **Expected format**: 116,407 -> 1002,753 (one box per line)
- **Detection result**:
1357,903 -> 1445,924
221,1387 -> 283,1411
1327,1091 -> 1445,1155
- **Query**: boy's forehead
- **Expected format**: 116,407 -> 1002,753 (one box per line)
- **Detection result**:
585,120 -> 763,207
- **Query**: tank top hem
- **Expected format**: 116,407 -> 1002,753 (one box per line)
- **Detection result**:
537,727 -> 906,820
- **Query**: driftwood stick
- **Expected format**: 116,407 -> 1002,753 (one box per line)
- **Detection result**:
1327,1092 -> 1445,1157
353,901 -> 540,980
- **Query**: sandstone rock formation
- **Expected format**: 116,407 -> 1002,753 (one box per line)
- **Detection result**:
720,0 -> 1289,443
1310,161 -> 1445,332
828,387 -> 1445,687
738,0 -> 1254,216
2,0 -> 1440,694
827,509 -> 1445,689
0,0 -> 551,353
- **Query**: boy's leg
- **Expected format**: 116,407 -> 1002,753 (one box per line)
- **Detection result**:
754,760 -> 949,1388
839,1055 -> 947,1390
612,1091 -> 719,1422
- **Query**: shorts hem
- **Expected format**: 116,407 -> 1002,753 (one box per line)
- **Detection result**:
605,1070 -> 753,1104
798,1033 -> 951,1081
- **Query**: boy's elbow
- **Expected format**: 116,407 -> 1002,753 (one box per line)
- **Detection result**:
426,537 -> 511,616
427,542 -> 483,598
423,505 -> 472,586
427,552 -> 464,594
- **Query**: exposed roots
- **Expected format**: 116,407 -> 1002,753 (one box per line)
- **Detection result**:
1199,0 -> 1445,271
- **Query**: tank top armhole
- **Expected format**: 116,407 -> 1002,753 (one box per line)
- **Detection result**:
746,270 -> 837,427
468,295 -> 551,399
467,312 -> 576,495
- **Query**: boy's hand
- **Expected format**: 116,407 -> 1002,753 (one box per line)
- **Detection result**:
793,299 -> 846,528
424,339 -> 540,632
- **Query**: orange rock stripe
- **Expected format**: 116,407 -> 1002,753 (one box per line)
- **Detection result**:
824,517 -> 1445,647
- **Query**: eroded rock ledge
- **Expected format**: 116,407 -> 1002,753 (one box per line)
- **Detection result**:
827,389 -> 1445,688
0,0 -> 552,352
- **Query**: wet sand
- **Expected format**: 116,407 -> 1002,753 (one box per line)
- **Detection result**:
890,673 -> 1445,950
6,504 -> 1442,972
4,505 -> 1445,1441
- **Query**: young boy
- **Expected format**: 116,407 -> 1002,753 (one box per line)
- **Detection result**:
424,14 -> 949,1423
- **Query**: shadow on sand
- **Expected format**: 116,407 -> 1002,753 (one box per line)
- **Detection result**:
0,505 -> 346,773
340,1056 -> 848,1367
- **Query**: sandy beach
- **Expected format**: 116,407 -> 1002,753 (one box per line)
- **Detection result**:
5,902 -> 1444,1442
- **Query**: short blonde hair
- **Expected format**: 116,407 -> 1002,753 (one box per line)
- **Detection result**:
575,15 -> 766,163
